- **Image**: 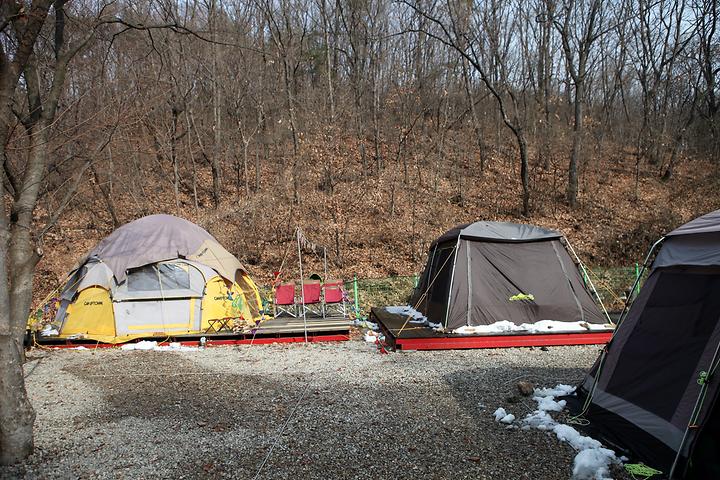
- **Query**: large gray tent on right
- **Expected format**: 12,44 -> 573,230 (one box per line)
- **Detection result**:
572,209 -> 720,478
410,221 -> 609,330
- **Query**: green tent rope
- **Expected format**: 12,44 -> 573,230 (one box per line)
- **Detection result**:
566,346 -> 609,426
624,463 -> 662,480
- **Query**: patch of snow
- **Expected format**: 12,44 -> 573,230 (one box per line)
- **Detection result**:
493,407 -> 508,421
554,424 -> 603,451
40,325 -> 59,336
507,384 -> 623,480
385,305 -> 427,322
493,407 -> 517,424
351,319 -> 379,331
500,413 -> 515,424
454,321 -> 524,335
571,446 -> 618,480
535,384 -> 576,398
384,306 -> 444,330
524,320 -> 609,333
534,395 -> 567,412
363,331 -> 385,343
452,320 -> 610,335
121,340 -> 157,350
120,341 -> 198,351
523,409 -> 556,430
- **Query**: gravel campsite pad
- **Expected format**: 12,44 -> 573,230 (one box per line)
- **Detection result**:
2,341 -> 631,480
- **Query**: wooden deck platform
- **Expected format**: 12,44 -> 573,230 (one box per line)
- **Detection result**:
34,315 -> 351,348
371,307 -> 613,351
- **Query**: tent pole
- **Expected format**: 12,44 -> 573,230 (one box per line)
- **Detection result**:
615,236 -> 665,329
323,247 -> 328,319
353,275 -> 359,318
297,228 -> 307,342
442,239 -> 462,330
157,265 -> 167,335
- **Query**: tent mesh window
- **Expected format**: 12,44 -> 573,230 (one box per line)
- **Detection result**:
426,245 -> 455,323
127,265 -> 161,291
158,263 -> 190,290
127,263 -> 191,292
606,269 -> 720,420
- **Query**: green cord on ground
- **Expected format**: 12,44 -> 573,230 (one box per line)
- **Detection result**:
565,415 -> 590,426
624,463 -> 662,480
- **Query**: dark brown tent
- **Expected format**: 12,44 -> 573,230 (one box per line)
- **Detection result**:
411,221 -> 608,330
571,209 -> 720,478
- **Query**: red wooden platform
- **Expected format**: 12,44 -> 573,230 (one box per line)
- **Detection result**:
371,307 -> 613,351
391,332 -> 612,351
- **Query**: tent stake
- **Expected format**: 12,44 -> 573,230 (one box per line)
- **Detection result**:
297,228 -> 307,342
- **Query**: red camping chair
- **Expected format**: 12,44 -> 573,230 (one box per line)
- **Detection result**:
323,280 -> 347,318
273,283 -> 297,318
300,281 -> 322,316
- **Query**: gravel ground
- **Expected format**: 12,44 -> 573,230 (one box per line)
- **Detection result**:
1,339 -> 631,480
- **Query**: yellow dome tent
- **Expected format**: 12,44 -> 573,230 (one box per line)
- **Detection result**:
44,214 -> 264,344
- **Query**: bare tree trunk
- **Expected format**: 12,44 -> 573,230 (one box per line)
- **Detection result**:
243,141 -> 250,197
538,0 -> 553,170
171,107 -> 181,215
662,111 -> 695,181
319,0 -> 335,122
0,66 -> 49,461
461,59 -> 486,172
91,164 -> 120,228
281,55 -> 301,204
210,0 -> 222,208
0,127 -> 35,462
372,51 -> 382,174
568,85 -> 583,206
184,111 -> 199,214
556,0 -> 603,207
255,146 -> 261,192
0,335 -> 35,465
518,129 -> 531,216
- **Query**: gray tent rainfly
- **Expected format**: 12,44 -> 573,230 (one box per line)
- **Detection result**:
76,213 -> 249,283
571,209 -> 720,479
411,221 -> 609,330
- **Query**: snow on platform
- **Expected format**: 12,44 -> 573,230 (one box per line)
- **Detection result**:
371,307 -> 613,351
